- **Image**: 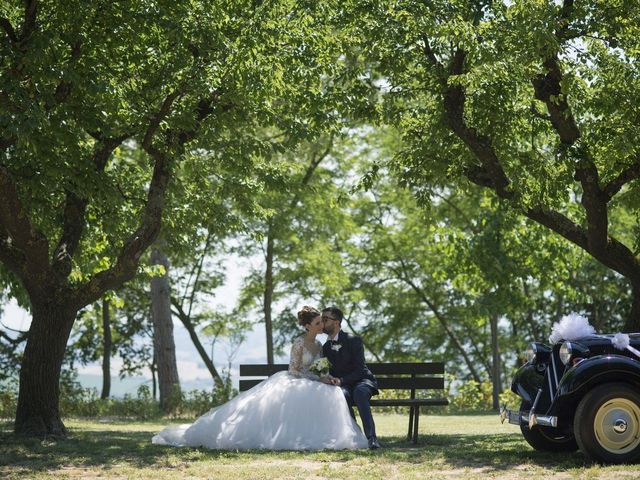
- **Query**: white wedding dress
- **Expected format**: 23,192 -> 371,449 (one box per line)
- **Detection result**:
151,336 -> 368,450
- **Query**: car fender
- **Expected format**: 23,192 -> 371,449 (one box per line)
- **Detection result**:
557,354 -> 640,400
511,363 -> 544,404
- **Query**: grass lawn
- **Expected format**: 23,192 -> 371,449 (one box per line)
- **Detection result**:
1,412 -> 639,479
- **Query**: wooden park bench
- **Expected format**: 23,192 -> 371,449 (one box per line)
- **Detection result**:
239,362 -> 449,444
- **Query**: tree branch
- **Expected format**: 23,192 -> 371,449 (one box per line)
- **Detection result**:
603,159 -> 640,201
439,47 -> 511,198
423,21 -> 635,281
525,205 -> 640,281
531,56 -> 580,146
574,159 -> 608,254
51,39 -> 82,106
0,224 -> 27,277
342,310 -> 383,362
51,135 -> 130,280
529,103 -> 551,122
287,135 -> 333,212
22,0 -> 37,41
181,231 -> 212,318
0,16 -> 18,44
393,261 -> 484,384
300,137 -> 333,188
142,91 -> 182,152
72,94 -> 222,309
0,318 -> 28,336
530,0 -> 610,254
72,151 -> 172,309
556,0 -> 577,41
0,164 -> 51,295
171,297 -> 225,388
420,34 -> 446,81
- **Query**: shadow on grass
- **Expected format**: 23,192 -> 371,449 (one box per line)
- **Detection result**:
0,421 -> 587,476
381,433 -> 587,473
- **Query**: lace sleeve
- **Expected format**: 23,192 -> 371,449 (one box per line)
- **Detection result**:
288,338 -> 320,380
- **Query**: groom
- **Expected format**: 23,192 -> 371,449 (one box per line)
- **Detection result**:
321,306 -> 381,449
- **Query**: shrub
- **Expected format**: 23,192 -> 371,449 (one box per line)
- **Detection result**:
445,380 -> 524,413
0,388 -> 17,419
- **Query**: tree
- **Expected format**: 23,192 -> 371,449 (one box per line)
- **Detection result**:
150,244 -> 180,412
0,1 -> 343,436
100,297 -> 111,399
337,127 -> 629,407
170,232 -> 247,389
232,135 -> 363,361
347,0 -> 640,329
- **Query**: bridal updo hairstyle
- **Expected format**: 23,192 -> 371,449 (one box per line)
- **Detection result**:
297,306 -> 320,327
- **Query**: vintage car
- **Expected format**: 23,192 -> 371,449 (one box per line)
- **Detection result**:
501,332 -> 640,464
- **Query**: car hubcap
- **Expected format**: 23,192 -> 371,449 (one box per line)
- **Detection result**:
594,398 -> 640,454
613,419 -> 627,434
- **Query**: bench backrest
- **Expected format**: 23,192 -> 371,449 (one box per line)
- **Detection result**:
238,362 -> 445,392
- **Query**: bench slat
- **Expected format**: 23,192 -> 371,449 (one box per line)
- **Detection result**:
240,364 -> 288,376
240,377 -> 445,392
239,362 -> 446,377
368,362 -> 445,375
371,398 -> 449,406
376,377 -> 444,390
239,379 -> 267,391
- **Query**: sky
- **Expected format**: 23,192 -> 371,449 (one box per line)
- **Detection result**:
0,258 -> 325,396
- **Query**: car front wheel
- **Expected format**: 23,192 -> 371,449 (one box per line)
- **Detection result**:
574,383 -> 640,464
519,400 -> 578,452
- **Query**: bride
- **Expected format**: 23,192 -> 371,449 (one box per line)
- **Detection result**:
152,306 -> 368,450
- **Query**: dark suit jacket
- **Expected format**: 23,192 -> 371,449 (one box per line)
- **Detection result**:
323,330 -> 378,394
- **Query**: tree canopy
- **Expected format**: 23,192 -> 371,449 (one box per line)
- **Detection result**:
2,0 -> 639,436
344,0 -> 640,329
0,0 -> 349,436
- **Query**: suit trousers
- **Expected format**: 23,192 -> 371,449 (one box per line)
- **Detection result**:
341,381 -> 377,439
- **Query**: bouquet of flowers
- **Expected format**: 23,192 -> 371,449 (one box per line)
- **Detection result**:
309,357 -> 331,377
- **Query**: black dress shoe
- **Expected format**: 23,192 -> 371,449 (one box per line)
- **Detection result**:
368,436 -> 381,449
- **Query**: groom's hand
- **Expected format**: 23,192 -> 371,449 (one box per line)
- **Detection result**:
330,377 -> 341,386
319,376 -> 333,384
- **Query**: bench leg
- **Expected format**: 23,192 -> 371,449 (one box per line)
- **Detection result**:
412,406 -> 420,444
407,406 -> 414,441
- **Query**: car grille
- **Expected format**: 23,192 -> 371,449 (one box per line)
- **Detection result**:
542,345 -> 568,409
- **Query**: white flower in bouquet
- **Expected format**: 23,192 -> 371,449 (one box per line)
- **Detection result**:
309,357 -> 331,377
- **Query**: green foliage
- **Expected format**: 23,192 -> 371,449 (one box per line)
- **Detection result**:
0,387 -> 17,419
445,378 -> 521,412
0,0 -> 353,312
58,382 -> 159,420
337,0 -> 640,332
1,372 -> 237,421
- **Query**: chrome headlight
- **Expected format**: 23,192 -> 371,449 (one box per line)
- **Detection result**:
559,341 -> 573,365
559,341 -> 589,366
525,342 -> 551,364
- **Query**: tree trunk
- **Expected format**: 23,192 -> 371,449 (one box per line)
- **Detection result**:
151,356 -> 157,401
263,226 -> 275,365
173,303 -> 225,388
14,302 -> 77,437
490,313 -> 501,411
150,246 -> 180,412
626,283 -> 640,332
101,298 -> 112,399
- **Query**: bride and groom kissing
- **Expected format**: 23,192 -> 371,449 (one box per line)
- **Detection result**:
153,305 -> 381,450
